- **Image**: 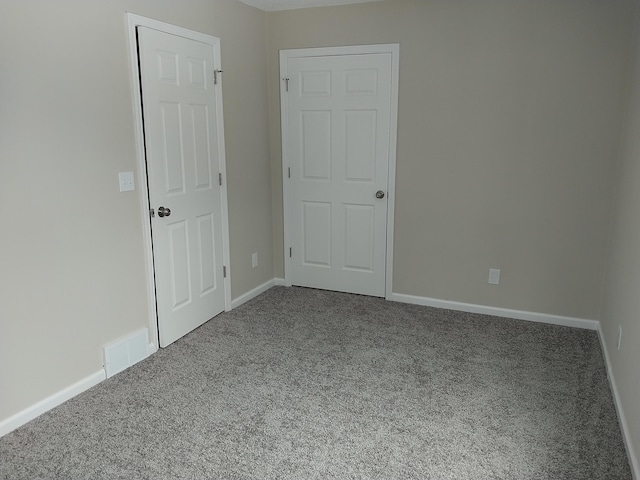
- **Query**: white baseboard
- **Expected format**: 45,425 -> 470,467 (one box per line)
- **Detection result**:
274,277 -> 285,286
231,278 -> 283,309
0,369 -> 106,438
598,326 -> 639,479
389,292 -> 599,330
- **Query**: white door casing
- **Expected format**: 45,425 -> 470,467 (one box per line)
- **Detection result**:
127,15 -> 231,349
280,45 -> 399,298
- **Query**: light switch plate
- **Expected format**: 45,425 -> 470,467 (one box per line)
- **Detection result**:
119,172 -> 135,192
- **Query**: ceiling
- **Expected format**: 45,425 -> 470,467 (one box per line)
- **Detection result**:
237,0 -> 384,12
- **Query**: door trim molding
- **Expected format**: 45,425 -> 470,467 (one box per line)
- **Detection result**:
125,13 -> 232,351
279,44 -> 400,299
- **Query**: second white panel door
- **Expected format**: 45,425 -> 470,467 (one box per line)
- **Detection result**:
138,26 -> 227,347
284,52 -> 393,297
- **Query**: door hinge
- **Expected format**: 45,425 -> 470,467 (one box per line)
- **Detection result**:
288,167 -> 291,179
219,172 -> 223,186
150,208 -> 155,218
214,69 -> 223,85
283,77 -> 290,92
289,247 -> 292,258
223,266 -> 227,278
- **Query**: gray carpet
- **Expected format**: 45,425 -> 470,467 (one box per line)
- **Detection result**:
0,287 -> 632,479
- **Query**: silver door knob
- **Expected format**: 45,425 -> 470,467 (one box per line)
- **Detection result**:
375,190 -> 385,199
157,206 -> 171,217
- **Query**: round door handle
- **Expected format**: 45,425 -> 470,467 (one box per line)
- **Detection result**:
157,206 -> 171,217
375,190 -> 385,199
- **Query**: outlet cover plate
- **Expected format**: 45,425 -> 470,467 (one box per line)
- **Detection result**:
489,268 -> 501,285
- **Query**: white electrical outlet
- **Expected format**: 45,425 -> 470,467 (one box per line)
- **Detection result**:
488,268 -> 501,285
617,325 -> 622,350
252,252 -> 258,269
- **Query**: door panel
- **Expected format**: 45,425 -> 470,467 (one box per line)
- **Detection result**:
159,102 -> 185,195
345,110 -> 377,182
301,111 -> 332,180
138,26 -> 226,347
285,53 -> 393,297
196,213 -> 216,295
191,105 -> 213,190
344,204 -> 375,272
302,201 -> 332,266
168,220 -> 191,309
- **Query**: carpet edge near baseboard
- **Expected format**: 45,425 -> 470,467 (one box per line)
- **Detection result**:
0,369 -> 106,438
388,292 -> 598,330
597,324 -> 640,480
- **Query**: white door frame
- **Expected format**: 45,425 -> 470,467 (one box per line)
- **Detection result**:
126,13 -> 232,352
280,44 -> 399,300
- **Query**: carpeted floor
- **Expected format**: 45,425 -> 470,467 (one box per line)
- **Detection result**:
0,287 -> 632,479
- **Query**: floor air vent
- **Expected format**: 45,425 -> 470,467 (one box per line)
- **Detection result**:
103,329 -> 149,378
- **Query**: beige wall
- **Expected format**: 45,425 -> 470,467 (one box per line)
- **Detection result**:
0,0 -> 272,422
601,2 -> 640,470
267,0 -> 635,319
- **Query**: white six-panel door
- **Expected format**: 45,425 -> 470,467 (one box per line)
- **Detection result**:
281,47 -> 398,297
137,26 -> 227,347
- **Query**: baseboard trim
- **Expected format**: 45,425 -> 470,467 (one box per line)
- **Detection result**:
598,326 -> 639,479
0,369 -> 106,438
389,292 -> 599,330
231,278 -> 282,309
